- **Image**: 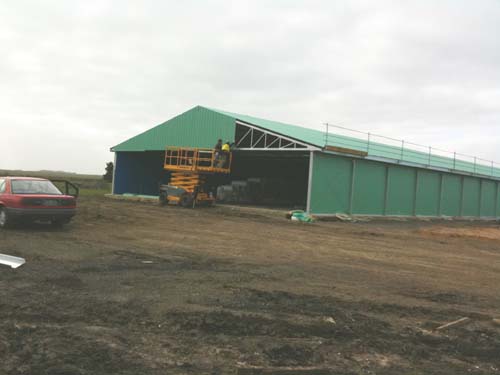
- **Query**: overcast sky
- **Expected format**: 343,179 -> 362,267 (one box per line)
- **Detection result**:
2,0 -> 499,174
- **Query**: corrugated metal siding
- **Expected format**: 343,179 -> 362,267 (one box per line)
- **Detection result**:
112,107 -> 236,152
441,174 -> 462,217
308,154 -> 352,214
386,165 -> 416,215
481,180 -> 496,217
462,177 -> 480,217
114,152 -> 166,194
496,184 -> 500,215
352,160 -> 386,215
310,152 -> 499,218
415,170 -> 440,216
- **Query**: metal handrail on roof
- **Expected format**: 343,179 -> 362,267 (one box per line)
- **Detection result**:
324,123 -> 500,179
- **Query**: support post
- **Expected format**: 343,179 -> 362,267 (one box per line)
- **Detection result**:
348,159 -> 356,215
438,173 -> 444,217
111,152 -> 117,195
306,151 -> 314,214
413,169 -> 419,216
459,176 -> 465,218
495,182 -> 499,218
367,133 -> 371,153
478,179 -> 483,218
383,165 -> 390,216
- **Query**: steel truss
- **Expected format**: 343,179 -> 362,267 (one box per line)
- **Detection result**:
234,121 -> 318,151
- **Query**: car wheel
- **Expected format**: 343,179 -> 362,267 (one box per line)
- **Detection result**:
51,218 -> 71,227
0,207 -> 11,228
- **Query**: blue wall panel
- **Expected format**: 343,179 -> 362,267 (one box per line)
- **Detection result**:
114,151 -> 167,195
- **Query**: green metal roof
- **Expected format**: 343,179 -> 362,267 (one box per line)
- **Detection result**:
112,105 -> 500,179
111,106 -> 236,152
111,105 -> 326,152
203,107 -> 500,178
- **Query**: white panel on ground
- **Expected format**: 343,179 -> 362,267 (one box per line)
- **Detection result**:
0,254 -> 26,269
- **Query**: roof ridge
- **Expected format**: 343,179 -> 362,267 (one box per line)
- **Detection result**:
203,105 -> 321,132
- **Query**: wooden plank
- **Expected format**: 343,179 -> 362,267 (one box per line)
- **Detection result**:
435,317 -> 471,331
324,145 -> 368,157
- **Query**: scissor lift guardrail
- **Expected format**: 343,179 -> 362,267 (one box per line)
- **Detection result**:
164,147 -> 232,174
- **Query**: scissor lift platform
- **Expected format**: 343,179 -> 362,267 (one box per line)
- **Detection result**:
159,147 -> 232,207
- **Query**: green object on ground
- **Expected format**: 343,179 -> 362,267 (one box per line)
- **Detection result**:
289,210 -> 315,223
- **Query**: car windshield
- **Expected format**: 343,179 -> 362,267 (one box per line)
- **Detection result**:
11,180 -> 62,195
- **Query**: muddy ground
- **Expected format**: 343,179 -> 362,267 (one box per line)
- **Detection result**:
1,196 -> 500,374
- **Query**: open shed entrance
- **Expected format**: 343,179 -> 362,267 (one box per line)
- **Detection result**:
214,150 -> 310,209
212,120 -> 315,209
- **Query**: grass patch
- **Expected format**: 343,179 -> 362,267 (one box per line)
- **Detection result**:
79,188 -> 111,198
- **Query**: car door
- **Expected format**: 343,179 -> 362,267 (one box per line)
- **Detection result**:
50,180 -> 80,197
0,178 -> 6,198
0,178 -> 13,204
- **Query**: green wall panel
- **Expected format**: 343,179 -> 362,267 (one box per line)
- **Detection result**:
352,160 -> 386,215
386,165 -> 416,215
462,177 -> 480,217
415,170 -> 441,216
310,152 -> 499,218
310,153 -> 352,214
496,183 -> 500,218
441,174 -> 462,217
480,180 -> 496,217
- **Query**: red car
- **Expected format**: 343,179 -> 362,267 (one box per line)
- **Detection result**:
0,177 -> 78,228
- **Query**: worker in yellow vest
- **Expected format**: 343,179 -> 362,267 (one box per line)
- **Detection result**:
221,141 -> 231,168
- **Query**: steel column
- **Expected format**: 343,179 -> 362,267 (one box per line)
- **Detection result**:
306,151 -> 314,214
383,165 -> 390,216
111,152 -> 117,195
438,173 -> 444,216
478,179 -> 483,217
495,182 -> 499,218
348,159 -> 356,214
459,176 -> 465,217
413,169 -> 419,216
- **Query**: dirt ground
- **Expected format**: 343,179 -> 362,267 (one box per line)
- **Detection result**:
1,196 -> 500,375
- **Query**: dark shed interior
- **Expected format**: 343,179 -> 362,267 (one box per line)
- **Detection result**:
114,150 -> 310,209
227,151 -> 309,207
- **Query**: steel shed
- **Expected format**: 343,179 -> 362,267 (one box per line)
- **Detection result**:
111,106 -> 500,219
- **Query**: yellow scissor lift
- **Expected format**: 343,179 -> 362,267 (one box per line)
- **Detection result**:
159,147 -> 232,208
